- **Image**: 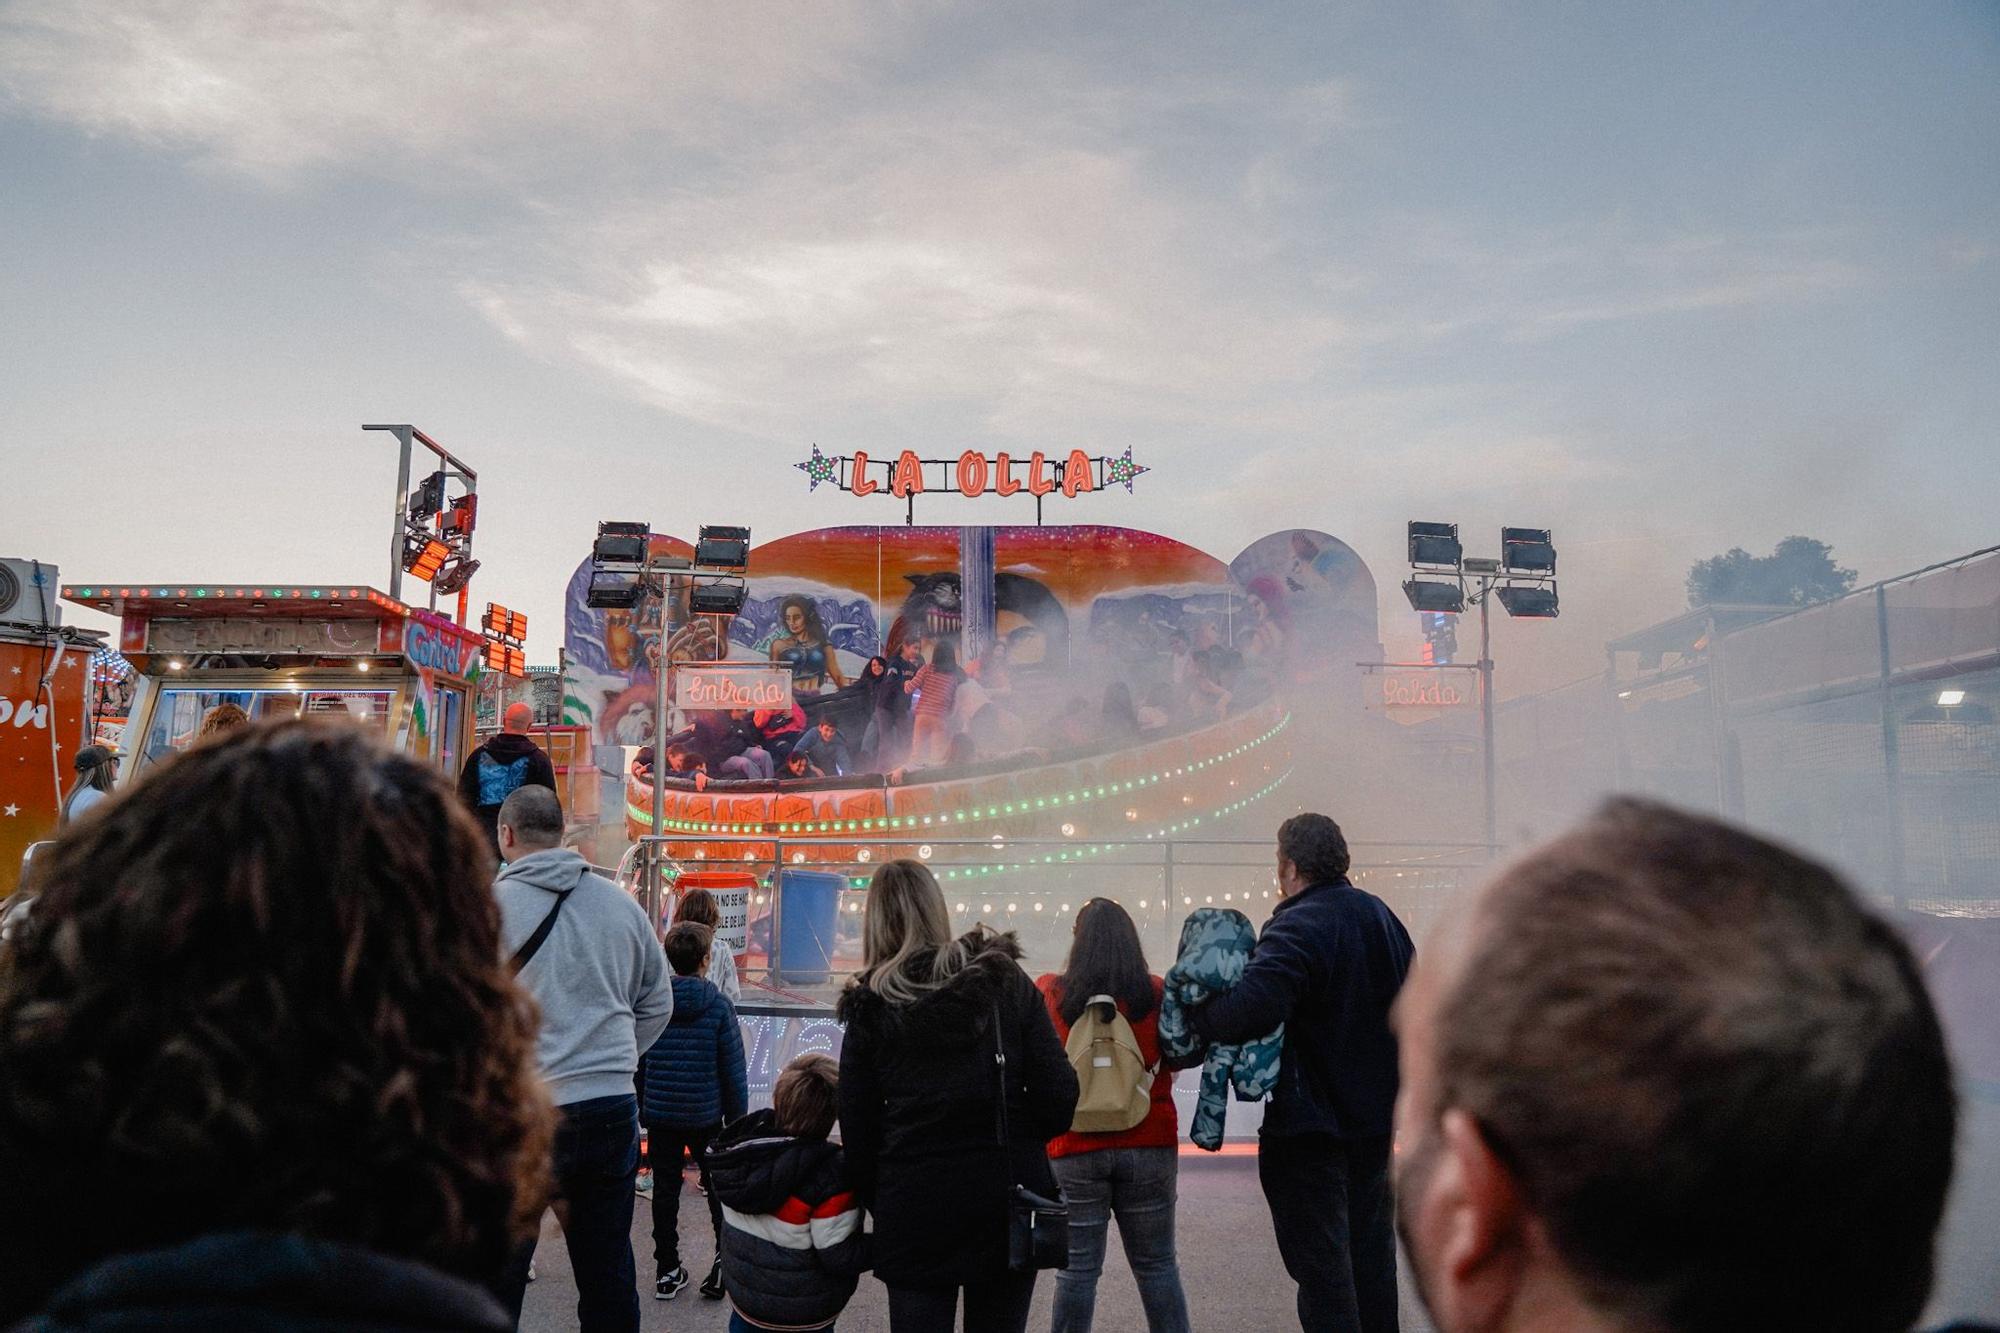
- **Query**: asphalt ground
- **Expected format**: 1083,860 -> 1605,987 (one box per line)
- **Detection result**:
520,1154 -> 1438,1332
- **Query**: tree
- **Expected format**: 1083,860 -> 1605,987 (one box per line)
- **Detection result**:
1686,536 -> 1858,608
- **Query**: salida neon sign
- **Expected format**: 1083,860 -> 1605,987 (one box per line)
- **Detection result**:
797,444 -> 1148,512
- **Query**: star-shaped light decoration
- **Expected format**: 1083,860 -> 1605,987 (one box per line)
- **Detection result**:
2,805 -> 18,818
1105,446 -> 1150,493
796,444 -> 841,492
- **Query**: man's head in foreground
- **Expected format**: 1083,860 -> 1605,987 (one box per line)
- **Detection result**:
502,701 -> 533,734
1394,798 -> 1956,1333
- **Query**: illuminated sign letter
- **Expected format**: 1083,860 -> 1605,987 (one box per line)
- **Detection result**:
850,450 -> 879,497
1061,449 -> 1095,498
956,451 -> 989,498
1026,451 -> 1056,498
993,453 -> 1022,496
891,450 -> 925,499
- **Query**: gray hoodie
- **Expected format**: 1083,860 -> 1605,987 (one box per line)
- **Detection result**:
496,848 -> 673,1107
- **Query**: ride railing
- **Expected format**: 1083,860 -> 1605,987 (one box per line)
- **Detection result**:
622,833 -> 1492,1006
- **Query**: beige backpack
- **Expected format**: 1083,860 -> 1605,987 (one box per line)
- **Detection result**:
1065,995 -> 1157,1133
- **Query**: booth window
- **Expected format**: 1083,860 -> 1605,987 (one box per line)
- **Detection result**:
140,688 -> 397,767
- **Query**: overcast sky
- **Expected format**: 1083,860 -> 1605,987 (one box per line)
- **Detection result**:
4,2 -> 1995,690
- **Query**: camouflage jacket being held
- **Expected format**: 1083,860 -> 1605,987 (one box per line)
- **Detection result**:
1157,907 -> 1283,1150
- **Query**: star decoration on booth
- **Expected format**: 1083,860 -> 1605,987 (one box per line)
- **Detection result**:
2,805 -> 18,818
1106,447 -> 1150,493
796,444 -> 839,492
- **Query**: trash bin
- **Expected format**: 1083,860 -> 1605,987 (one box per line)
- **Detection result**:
776,869 -> 846,985
673,872 -> 754,959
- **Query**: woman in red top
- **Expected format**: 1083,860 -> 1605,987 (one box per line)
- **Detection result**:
1036,900 -> 1194,1333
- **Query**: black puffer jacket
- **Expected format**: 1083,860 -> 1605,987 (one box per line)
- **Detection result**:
836,929 -> 1078,1290
706,1110 -> 868,1329
11,1231 -> 512,1331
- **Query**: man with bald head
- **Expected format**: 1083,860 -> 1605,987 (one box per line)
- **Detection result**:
457,700 -> 559,853
1392,799 -> 1962,1333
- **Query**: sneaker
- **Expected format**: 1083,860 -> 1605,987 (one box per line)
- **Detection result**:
635,1168 -> 653,1195
655,1266 -> 690,1301
699,1258 -> 725,1300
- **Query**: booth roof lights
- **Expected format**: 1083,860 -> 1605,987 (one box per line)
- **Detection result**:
65,584 -> 400,608
633,713 -> 1293,837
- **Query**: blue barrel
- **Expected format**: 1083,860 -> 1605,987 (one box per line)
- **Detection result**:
776,870 -> 847,985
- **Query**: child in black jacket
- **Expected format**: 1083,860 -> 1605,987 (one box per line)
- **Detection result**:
706,1054 -> 869,1332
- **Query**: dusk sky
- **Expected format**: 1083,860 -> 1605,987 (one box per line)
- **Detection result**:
4,2 -> 1996,691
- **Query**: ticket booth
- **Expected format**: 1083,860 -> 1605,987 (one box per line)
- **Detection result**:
61,582 -> 484,782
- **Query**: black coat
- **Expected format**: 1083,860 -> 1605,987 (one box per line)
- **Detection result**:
706,1110 -> 869,1329
837,930 -> 1078,1289
11,1231 -> 512,1331
1191,878 -> 1414,1139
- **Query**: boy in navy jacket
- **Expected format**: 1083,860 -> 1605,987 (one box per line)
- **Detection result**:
707,1053 -> 869,1333
639,921 -> 748,1301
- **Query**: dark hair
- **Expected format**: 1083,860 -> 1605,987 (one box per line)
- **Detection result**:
865,656 -> 887,678
677,888 -> 720,930
665,921 -> 714,976
0,723 -> 552,1313
929,641 -> 959,675
1431,799 -> 1956,1333
61,747 -> 117,820
1101,683 -> 1138,735
773,1052 -> 839,1139
497,785 -> 563,848
1056,898 -> 1155,1026
1277,812 -> 1349,883
780,595 -> 828,643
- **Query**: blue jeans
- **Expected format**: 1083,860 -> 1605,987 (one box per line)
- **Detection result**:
1050,1146 -> 1191,1333
499,1094 -> 642,1333
731,1311 -> 833,1332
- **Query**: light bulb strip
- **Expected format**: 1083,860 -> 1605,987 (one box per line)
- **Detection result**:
633,712 -> 1292,836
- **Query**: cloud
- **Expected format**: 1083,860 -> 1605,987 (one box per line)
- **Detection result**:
0,0 -> 901,180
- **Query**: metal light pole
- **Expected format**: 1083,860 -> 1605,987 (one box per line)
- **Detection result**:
1404,524 -> 1558,861
363,423 -> 480,624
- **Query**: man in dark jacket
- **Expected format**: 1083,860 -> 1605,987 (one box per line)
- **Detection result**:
455,702 -> 557,852
638,922 -> 748,1302
1191,812 -> 1414,1333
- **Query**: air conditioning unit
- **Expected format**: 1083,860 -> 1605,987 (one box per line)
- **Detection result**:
0,559 -> 60,627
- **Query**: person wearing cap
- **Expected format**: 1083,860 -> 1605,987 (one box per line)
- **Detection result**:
61,746 -> 119,827
456,702 -> 558,854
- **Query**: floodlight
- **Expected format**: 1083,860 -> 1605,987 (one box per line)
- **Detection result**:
1496,584 -> 1560,618
1937,689 -> 1966,708
401,535 -> 450,582
586,569 -> 645,609
1402,579 -> 1465,614
407,471 -> 447,521
1408,521 -> 1462,568
433,557 -> 480,595
592,521 -> 649,567
696,524 -> 751,570
690,581 -> 747,616
1501,527 -> 1556,574
441,493 -> 478,535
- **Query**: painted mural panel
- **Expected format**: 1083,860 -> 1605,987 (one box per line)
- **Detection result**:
564,524 -> 1373,750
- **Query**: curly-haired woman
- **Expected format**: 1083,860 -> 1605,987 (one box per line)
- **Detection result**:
0,722 -> 554,1331
769,595 -> 847,693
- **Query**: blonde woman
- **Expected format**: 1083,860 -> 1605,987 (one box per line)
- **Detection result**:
836,861 -> 1077,1333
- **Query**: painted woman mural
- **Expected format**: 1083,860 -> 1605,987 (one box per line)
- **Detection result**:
767,594 -> 847,693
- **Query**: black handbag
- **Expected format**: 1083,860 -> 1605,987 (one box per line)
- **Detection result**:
992,1001 -> 1070,1271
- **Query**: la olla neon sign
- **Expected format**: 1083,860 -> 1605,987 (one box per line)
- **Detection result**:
797,445 -> 1148,504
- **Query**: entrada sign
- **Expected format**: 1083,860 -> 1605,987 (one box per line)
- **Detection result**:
798,445 -> 1148,503
675,664 -> 795,712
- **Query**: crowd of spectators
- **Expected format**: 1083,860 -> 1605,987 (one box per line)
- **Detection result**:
636,621 -> 1267,793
